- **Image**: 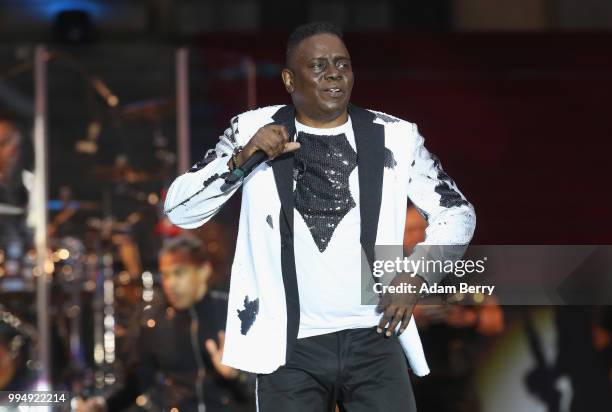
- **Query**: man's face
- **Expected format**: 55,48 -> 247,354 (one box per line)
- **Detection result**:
283,33 -> 354,126
159,251 -> 208,310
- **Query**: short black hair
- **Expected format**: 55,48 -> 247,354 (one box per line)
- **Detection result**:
160,234 -> 209,266
286,21 -> 344,67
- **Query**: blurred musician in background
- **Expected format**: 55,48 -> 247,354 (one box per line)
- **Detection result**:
0,116 -> 33,241
0,117 -> 27,204
0,115 -> 37,299
77,234 -> 254,412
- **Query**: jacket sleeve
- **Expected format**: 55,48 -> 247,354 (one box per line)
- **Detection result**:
405,124 -> 476,285
164,119 -> 242,229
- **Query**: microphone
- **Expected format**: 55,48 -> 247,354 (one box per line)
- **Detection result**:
166,149 -> 269,213
224,150 -> 268,184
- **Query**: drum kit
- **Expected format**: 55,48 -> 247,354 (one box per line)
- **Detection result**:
0,98 -> 176,397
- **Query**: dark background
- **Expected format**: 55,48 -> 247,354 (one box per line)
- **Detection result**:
2,0 -> 611,245
1,2 -> 611,411
196,31 -> 612,244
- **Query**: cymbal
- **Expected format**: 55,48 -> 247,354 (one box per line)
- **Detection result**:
121,98 -> 174,122
89,166 -> 160,183
0,203 -> 24,215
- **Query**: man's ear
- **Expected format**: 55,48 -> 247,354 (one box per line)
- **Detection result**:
199,261 -> 213,282
281,68 -> 294,93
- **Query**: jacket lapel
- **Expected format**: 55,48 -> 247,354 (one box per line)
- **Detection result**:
271,105 -> 297,234
349,104 -> 385,267
270,105 -> 300,362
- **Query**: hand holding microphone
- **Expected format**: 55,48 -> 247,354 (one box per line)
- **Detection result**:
225,124 -> 300,184
236,124 -> 300,165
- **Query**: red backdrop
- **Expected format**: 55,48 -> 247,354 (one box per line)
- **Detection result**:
197,32 -> 612,244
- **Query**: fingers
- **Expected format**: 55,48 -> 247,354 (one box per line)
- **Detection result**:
377,305 -> 413,336
76,398 -> 105,412
283,141 -> 301,154
376,290 -> 390,314
250,125 -> 295,160
398,310 -> 410,335
377,305 -> 395,334
266,125 -> 290,158
385,306 -> 406,337
205,338 -> 218,356
267,124 -> 289,141
217,330 -> 225,349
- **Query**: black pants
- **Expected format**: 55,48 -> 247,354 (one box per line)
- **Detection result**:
256,327 -> 417,412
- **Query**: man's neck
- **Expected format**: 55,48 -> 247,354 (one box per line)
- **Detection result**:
296,110 -> 349,129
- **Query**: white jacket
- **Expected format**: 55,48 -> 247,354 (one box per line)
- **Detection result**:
164,104 -> 476,376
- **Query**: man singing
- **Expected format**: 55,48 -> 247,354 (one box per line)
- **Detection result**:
165,22 -> 476,411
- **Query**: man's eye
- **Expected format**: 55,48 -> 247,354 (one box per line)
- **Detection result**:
338,61 -> 350,69
312,62 -> 324,71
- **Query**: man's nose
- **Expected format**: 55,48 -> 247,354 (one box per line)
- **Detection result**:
324,65 -> 341,80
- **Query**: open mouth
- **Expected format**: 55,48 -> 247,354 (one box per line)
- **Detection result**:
323,88 -> 344,97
